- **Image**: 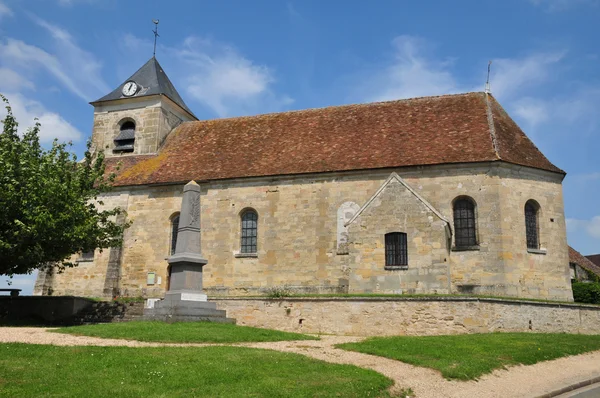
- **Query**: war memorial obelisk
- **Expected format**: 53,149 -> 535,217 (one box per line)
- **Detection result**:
144,181 -> 234,323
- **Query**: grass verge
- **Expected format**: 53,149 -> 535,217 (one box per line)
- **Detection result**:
336,333 -> 600,380
52,321 -> 318,343
0,344 -> 394,397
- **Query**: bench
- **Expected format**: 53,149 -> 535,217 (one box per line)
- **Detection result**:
0,289 -> 22,297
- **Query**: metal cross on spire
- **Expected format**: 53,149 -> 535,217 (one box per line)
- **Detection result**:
152,19 -> 160,57
485,60 -> 492,94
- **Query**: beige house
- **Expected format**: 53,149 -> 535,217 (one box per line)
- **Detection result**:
35,57 -> 573,301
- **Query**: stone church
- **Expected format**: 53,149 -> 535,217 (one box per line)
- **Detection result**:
34,56 -> 573,301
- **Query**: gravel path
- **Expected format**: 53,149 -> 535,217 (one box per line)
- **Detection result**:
2,327 -> 600,398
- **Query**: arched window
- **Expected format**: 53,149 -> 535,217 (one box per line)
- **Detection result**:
170,214 -> 180,255
525,200 -> 539,249
385,232 -> 408,267
114,120 -> 135,153
240,209 -> 258,254
453,197 -> 478,248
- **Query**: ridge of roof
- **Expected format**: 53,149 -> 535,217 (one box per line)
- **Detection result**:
189,91 -> 488,125
91,57 -> 196,119
484,92 -> 501,159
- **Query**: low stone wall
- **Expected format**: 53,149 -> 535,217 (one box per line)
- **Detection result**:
0,296 -> 145,325
213,297 -> 600,336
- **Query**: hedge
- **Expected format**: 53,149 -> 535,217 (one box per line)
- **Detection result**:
572,282 -> 600,304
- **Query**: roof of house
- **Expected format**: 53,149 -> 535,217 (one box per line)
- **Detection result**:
586,254 -> 600,267
91,57 -> 196,118
569,246 -> 600,278
104,92 -> 564,187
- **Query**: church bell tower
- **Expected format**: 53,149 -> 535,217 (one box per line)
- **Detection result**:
89,57 -> 197,158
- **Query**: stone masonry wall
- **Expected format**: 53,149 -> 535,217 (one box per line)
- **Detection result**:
92,97 -> 188,157
39,162 -> 571,301
215,298 -> 600,336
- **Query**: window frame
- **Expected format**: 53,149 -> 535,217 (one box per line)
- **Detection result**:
78,250 -> 94,262
385,232 -> 408,270
113,119 -> 136,153
170,213 -> 180,256
452,196 -> 479,250
525,200 -> 540,251
239,209 -> 258,255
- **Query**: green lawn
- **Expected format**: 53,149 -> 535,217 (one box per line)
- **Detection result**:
52,321 -> 318,343
336,333 -> 600,380
0,344 -> 394,397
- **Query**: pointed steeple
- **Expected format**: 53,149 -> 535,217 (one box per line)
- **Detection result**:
91,57 -> 196,119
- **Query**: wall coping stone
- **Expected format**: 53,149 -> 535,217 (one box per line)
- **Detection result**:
209,296 -> 600,310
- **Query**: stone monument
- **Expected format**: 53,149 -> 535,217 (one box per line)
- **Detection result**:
144,181 -> 234,323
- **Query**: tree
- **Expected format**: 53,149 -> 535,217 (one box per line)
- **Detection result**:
0,95 -> 129,277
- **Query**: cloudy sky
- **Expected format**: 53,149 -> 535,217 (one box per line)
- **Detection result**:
1,0 -> 599,294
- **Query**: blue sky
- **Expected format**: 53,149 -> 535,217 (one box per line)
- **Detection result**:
1,0 -> 599,294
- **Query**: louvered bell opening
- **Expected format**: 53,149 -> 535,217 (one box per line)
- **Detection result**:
113,125 -> 135,153
114,139 -> 135,152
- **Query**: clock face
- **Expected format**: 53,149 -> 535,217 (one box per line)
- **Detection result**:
122,81 -> 138,97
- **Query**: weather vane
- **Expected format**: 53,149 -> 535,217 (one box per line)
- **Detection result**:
152,19 -> 160,57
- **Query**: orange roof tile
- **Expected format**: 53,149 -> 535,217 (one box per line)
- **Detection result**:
105,92 -> 564,187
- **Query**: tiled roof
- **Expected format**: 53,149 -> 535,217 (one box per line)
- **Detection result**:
104,92 -> 564,187
586,254 -> 600,267
569,246 -> 600,278
92,57 -> 196,118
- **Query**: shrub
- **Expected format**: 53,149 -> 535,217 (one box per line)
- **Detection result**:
265,285 -> 292,298
572,282 -> 600,304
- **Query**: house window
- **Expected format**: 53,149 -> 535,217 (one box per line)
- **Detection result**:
79,251 -> 94,262
385,232 -> 408,268
453,197 -> 477,248
170,214 -> 180,255
113,120 -> 135,153
240,210 -> 258,254
525,200 -> 539,249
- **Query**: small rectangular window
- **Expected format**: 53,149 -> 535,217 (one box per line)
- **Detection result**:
79,251 -> 94,262
385,232 -> 408,268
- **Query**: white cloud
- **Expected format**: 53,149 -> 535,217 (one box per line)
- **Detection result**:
573,172 -> 600,181
57,0 -> 99,6
359,35 -> 461,102
0,17 -> 108,102
122,34 -> 293,118
179,37 -> 293,117
0,67 -> 35,91
0,91 -> 82,143
511,97 -> 550,127
0,1 -> 12,19
567,217 -> 600,240
490,52 -> 565,100
529,0 -> 598,12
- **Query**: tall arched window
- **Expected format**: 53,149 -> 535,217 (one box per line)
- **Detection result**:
525,200 -> 539,249
170,214 -> 180,255
241,209 -> 258,254
453,197 -> 478,248
385,232 -> 408,268
114,120 -> 135,153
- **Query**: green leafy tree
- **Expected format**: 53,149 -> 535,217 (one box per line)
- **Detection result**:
0,95 -> 129,277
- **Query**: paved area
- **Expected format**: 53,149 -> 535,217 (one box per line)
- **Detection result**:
2,327 -> 600,398
555,382 -> 600,398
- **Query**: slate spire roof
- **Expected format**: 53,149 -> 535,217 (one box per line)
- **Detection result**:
91,56 -> 196,118
104,92 -> 564,187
